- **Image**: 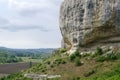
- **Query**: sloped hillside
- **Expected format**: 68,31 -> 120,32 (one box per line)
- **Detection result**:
1,48 -> 120,80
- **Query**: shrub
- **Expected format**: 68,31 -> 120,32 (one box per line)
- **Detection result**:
97,54 -> 118,62
97,56 -> 106,62
74,51 -> 81,57
72,77 -> 80,80
29,61 -> 32,68
47,61 -> 51,65
54,58 -> 62,65
50,65 -> 54,68
59,48 -> 67,53
107,75 -> 120,80
69,50 -> 81,62
82,53 -> 91,57
94,47 -> 103,57
69,51 -> 82,66
84,69 -> 95,77
107,54 -> 118,61
61,60 -> 66,64
47,78 -> 60,80
75,57 -> 82,66
70,54 -> 76,62
41,69 -> 46,72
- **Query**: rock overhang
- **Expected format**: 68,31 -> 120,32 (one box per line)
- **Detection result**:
60,0 -> 120,54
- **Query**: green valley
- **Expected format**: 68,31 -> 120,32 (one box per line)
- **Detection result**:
1,48 -> 120,80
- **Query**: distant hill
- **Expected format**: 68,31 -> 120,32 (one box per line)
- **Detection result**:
0,47 -> 54,59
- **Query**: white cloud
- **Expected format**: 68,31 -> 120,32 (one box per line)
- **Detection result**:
0,17 -> 50,32
8,0 -> 57,11
0,17 -> 9,25
0,29 -> 62,48
0,0 -> 63,48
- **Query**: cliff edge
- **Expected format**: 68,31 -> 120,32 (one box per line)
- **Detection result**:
60,0 -> 120,53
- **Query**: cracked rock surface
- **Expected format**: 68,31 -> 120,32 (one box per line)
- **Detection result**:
60,0 -> 120,53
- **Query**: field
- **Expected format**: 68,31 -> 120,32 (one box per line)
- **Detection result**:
21,57 -> 42,62
0,62 -> 37,77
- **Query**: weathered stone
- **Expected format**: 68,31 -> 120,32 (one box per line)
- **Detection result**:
60,0 -> 120,54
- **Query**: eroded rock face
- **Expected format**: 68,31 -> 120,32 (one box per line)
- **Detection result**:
60,0 -> 120,53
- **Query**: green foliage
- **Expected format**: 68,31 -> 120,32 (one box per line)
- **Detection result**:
82,53 -> 91,58
74,57 -> 82,66
0,48 -> 53,64
97,54 -> 118,62
61,60 -> 66,64
47,78 -> 60,80
29,61 -> 32,68
95,47 -> 103,55
97,56 -> 106,62
0,50 -> 18,63
84,69 -> 96,77
69,51 -> 82,66
72,77 -> 80,80
107,75 -> 120,80
69,50 -> 81,62
50,65 -> 54,68
46,61 -> 51,65
59,48 -> 67,53
74,50 -> 81,57
0,73 -> 32,80
108,55 -> 118,60
92,47 -> 103,57
41,69 -> 46,72
70,54 -> 76,62
80,64 -> 120,80
0,56 -> 23,64
53,58 -> 66,66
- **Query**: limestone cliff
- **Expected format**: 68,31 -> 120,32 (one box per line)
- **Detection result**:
60,0 -> 120,53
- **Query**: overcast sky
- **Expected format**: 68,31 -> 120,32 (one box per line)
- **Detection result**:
0,0 -> 63,49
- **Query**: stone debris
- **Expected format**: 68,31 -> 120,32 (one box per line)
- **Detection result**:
24,74 -> 61,80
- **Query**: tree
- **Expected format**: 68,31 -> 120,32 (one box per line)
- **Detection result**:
29,61 -> 32,68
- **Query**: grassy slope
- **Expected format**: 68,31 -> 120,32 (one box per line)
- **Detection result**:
1,48 -> 120,80
26,49 -> 120,80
